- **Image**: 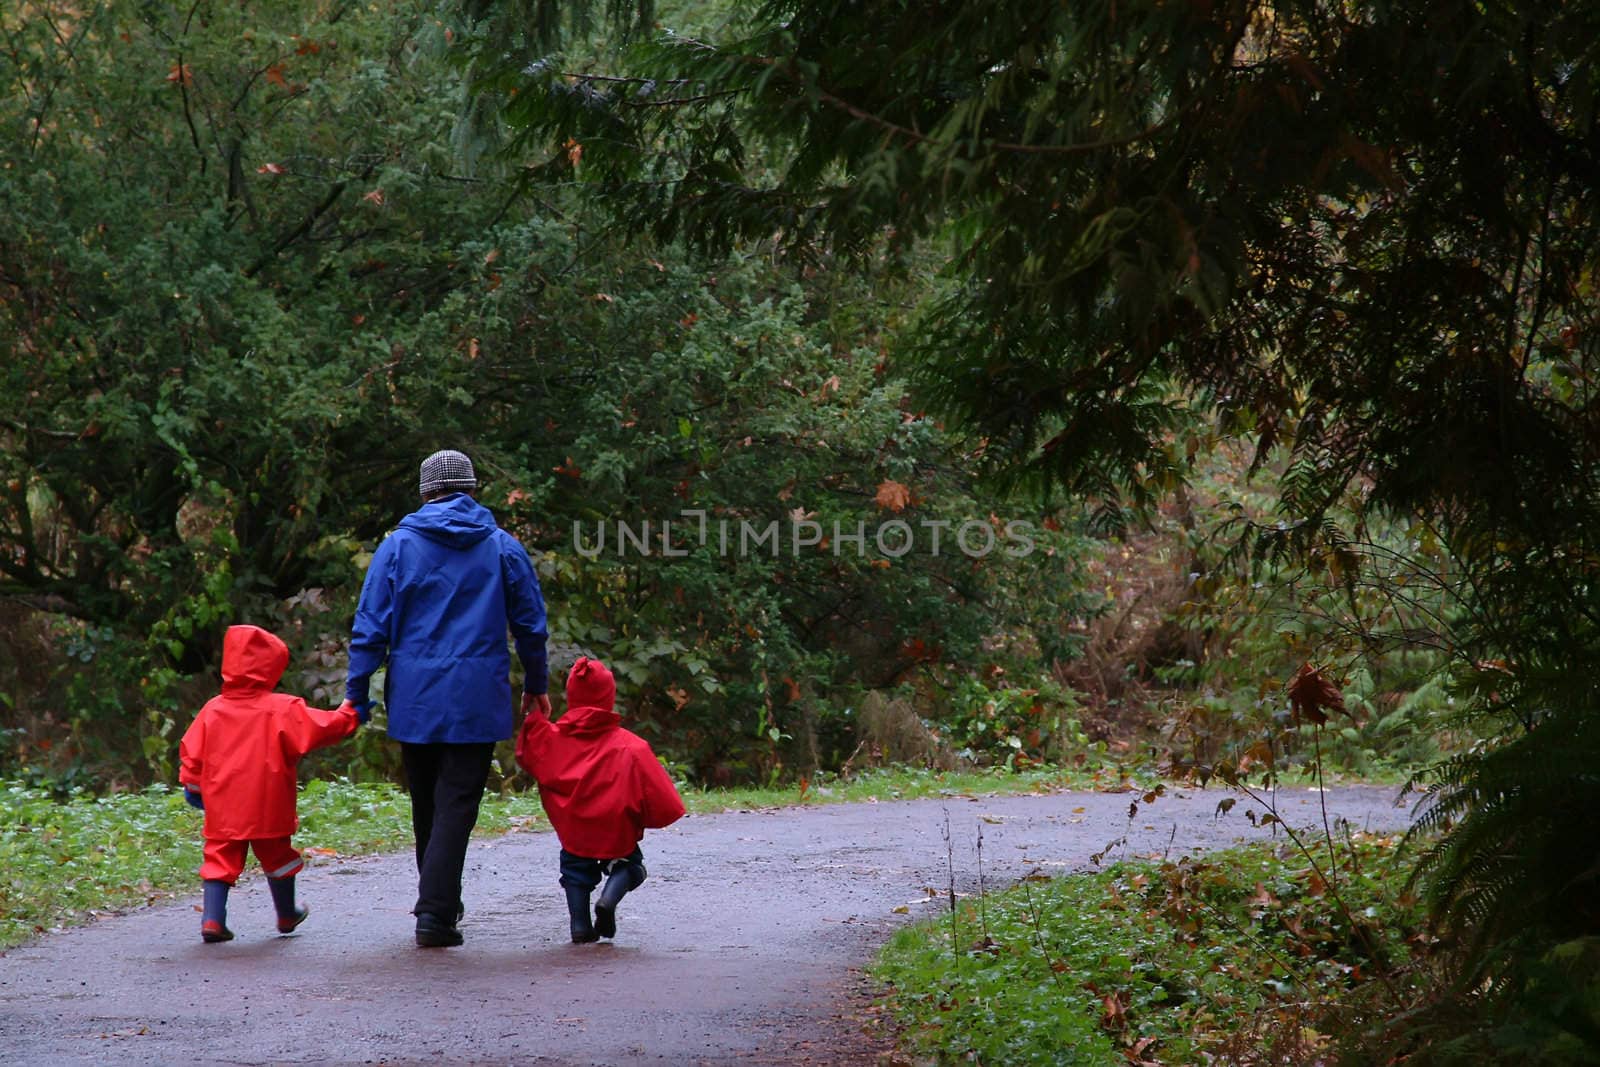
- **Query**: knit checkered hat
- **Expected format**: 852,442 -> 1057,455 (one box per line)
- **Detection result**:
418,449 -> 477,497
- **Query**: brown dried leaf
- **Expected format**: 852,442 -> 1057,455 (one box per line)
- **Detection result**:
1288,662 -> 1345,726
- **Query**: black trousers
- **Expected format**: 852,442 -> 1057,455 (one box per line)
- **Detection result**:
401,741 -> 494,922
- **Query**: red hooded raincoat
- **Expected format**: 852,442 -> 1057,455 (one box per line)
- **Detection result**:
179,625 -> 359,841
516,657 -> 685,859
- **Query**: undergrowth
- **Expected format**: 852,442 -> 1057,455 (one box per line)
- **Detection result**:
874,831 -> 1425,1065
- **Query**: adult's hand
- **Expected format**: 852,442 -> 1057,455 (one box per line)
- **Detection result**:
335,698 -> 372,725
521,692 -> 552,720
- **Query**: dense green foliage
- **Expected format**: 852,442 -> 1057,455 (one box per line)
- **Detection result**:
0,0 -> 1100,789
1,0 -> 544,772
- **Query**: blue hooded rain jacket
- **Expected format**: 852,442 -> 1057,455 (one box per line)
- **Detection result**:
347,493 -> 549,744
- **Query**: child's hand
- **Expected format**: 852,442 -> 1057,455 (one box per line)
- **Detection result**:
184,788 -> 204,811
338,699 -> 375,725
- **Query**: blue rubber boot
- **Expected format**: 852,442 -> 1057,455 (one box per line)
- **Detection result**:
201,880 -> 233,943
566,885 -> 599,943
593,867 -> 636,940
269,875 -> 309,933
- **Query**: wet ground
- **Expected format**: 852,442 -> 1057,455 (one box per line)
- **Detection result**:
0,784 -> 1412,1065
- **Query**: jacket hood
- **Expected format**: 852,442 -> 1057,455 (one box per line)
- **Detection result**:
398,493 -> 497,548
560,657 -> 619,737
566,657 -> 616,711
220,625 -> 289,690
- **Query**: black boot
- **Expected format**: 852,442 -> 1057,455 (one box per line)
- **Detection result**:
269,875 -> 309,934
415,912 -> 464,947
565,885 -> 599,943
592,867 -> 634,940
201,879 -> 233,943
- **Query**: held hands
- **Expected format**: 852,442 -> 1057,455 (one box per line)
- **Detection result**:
521,691 -> 553,720
184,788 -> 204,811
338,699 -> 375,725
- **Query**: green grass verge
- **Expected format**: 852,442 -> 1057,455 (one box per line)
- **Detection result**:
0,778 -> 426,948
0,763 -> 1125,949
873,832 -> 1423,1065
676,763 -> 1147,810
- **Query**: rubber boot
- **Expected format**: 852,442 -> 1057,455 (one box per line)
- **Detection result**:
201,880 -> 234,943
565,885 -> 599,943
592,867 -> 634,940
269,875 -> 309,933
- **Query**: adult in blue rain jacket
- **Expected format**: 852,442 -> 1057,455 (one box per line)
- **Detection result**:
346,449 -> 551,947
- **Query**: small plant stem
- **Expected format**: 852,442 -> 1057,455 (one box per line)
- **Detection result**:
1019,879 -> 1067,989
942,808 -> 959,961
976,822 -> 989,943
1314,727 -> 1339,871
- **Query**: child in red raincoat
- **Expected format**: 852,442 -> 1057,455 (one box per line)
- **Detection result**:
515,657 -> 685,942
179,624 -> 366,943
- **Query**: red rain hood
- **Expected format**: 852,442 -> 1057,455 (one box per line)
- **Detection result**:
220,625 -> 288,690
561,657 -> 620,737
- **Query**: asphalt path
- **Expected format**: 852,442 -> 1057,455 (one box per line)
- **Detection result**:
0,784 -> 1412,1065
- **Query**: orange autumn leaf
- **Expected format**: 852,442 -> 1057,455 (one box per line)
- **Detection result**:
564,137 -> 583,166
257,162 -> 286,175
265,64 -> 288,88
362,188 -> 385,206
874,479 -> 912,512
166,63 -> 193,86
